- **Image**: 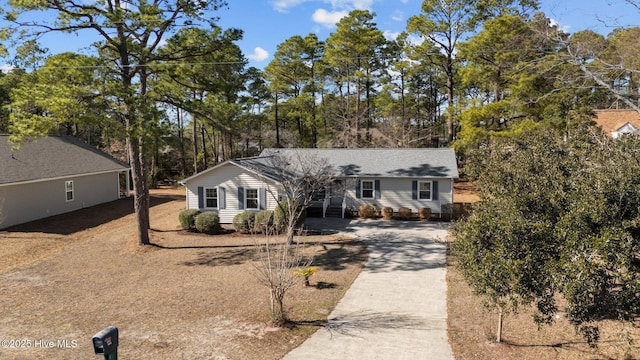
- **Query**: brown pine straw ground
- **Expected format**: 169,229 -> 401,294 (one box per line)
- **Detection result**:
0,187 -> 367,360
447,181 -> 640,360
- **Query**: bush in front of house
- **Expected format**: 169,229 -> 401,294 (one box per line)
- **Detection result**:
233,211 -> 256,234
358,204 -> 376,219
418,207 -> 432,220
274,200 -> 306,232
195,211 -> 221,234
179,209 -> 201,231
254,210 -> 274,234
381,206 -> 394,220
398,207 -> 413,220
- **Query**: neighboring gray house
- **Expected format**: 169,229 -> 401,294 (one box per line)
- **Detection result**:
0,135 -> 130,229
180,148 -> 459,222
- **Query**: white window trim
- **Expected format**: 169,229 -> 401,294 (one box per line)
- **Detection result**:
245,188 -> 259,210
361,180 -> 375,199
65,180 -> 74,202
418,181 -> 432,201
204,187 -> 218,209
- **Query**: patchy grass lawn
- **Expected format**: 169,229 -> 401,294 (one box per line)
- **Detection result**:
0,187 -> 367,360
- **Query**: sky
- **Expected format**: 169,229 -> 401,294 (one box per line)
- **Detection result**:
214,0 -> 640,68
5,0 -> 640,69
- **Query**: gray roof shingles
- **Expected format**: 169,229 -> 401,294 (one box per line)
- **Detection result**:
258,148 -> 459,179
1,135 -> 129,185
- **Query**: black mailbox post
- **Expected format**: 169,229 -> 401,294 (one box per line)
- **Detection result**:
92,326 -> 118,360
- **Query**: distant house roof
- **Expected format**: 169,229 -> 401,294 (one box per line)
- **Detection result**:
1,135 -> 129,185
594,109 -> 640,136
259,148 -> 459,179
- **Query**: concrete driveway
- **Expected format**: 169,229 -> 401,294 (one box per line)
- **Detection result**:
284,218 -> 454,360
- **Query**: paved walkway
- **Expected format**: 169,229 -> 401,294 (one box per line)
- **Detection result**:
284,218 -> 454,360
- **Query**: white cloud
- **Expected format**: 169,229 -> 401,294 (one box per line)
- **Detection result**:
312,8 -> 349,28
549,18 -> 571,33
247,47 -> 269,62
391,10 -> 403,22
271,0 -> 309,13
383,30 -> 400,41
0,64 -> 14,74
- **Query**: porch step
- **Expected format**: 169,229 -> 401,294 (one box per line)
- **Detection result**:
324,206 -> 343,218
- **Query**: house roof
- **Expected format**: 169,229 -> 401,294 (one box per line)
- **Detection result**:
259,148 -> 459,179
594,109 -> 640,135
1,135 -> 129,185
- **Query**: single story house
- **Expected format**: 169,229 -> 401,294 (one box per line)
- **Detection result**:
0,135 -> 130,229
594,109 -> 640,138
180,148 -> 459,222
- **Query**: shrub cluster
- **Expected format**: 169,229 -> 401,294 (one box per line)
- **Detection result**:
274,200 -> 306,231
179,209 -> 200,231
418,207 -> 432,220
195,211 -> 221,234
254,210 -> 274,233
233,211 -> 256,234
398,207 -> 413,220
381,206 -> 394,220
358,204 -> 377,218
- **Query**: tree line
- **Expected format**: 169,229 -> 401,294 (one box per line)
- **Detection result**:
1,0 -> 639,245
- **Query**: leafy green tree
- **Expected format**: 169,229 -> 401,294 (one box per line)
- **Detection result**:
408,0 -> 539,143
6,0 -> 229,245
8,53 -> 108,142
324,9 -> 386,147
454,125 -> 640,346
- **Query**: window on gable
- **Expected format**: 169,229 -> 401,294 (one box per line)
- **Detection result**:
418,181 -> 432,200
246,188 -> 259,210
205,187 -> 218,208
65,180 -> 74,201
361,180 -> 374,199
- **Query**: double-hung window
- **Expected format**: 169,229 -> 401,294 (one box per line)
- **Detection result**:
418,181 -> 432,200
245,189 -> 259,210
65,180 -> 74,201
204,187 -> 218,208
361,180 -> 374,199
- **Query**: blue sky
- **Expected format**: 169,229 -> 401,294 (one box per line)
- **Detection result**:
5,0 -> 640,69
217,0 -> 640,68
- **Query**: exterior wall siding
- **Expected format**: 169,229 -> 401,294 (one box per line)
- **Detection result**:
0,172 -> 122,229
185,163 -> 280,223
344,177 -> 453,214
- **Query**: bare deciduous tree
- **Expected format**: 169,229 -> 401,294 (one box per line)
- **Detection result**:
250,150 -> 334,326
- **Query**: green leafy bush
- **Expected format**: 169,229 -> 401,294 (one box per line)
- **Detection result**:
274,200 -> 306,232
381,206 -> 394,220
233,211 -> 256,234
398,207 -> 412,220
179,209 -> 200,231
195,211 -> 221,235
358,204 -> 376,218
254,210 -> 274,233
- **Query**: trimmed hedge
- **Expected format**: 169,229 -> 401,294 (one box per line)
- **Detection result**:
233,211 -> 256,234
254,210 -> 275,234
398,207 -> 412,220
274,200 -> 306,232
179,209 -> 200,231
381,206 -> 394,220
358,204 -> 376,218
195,211 -> 221,234
418,207 -> 432,220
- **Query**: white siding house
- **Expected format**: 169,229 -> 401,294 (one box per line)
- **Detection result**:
181,161 -> 281,223
181,148 -> 459,222
0,135 -> 130,229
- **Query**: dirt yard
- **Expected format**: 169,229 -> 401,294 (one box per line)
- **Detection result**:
0,187 -> 367,360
